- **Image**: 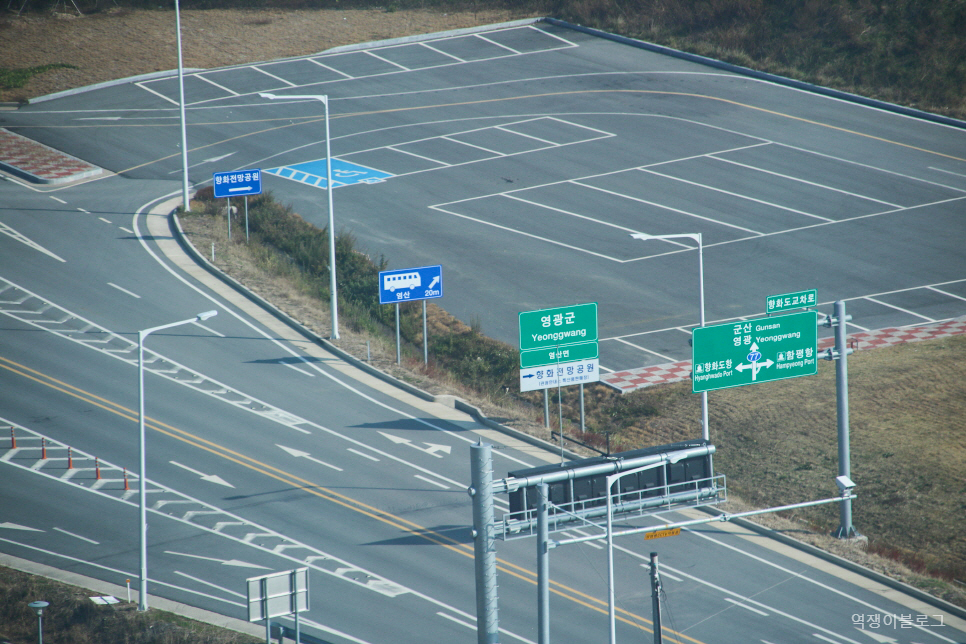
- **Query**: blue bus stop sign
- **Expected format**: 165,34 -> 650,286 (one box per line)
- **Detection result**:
379,265 -> 443,305
213,169 -> 262,198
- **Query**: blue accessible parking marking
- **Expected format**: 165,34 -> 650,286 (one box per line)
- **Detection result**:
266,158 -> 393,189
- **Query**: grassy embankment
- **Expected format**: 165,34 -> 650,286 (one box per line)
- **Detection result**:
0,565 -> 258,644
178,190 -> 966,609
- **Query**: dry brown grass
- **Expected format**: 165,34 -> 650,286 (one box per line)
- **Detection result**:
0,566 -> 258,644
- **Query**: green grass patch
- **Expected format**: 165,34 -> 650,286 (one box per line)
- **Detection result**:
0,64 -> 77,90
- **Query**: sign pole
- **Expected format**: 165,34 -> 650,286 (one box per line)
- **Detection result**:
537,482 -> 550,644
650,553 -> 663,644
245,195 -> 249,243
556,345 -> 564,463
470,442 -> 499,644
832,300 -> 857,539
423,300 -> 428,365
543,390 -> 549,429
395,303 -> 401,365
227,197 -> 231,240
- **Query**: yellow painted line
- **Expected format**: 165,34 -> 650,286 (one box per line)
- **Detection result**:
0,354 -> 706,641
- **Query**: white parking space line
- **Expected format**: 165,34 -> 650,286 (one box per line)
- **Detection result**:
387,145 -> 450,166
475,33 -> 521,54
929,166 -> 966,180
442,135 -> 505,156
135,82 -> 180,106
776,141 -> 966,194
429,205 -> 626,262
252,65 -> 297,87
610,337 -> 677,363
863,296 -> 936,322
708,155 -> 903,208
640,168 -> 834,222
309,59 -> 354,78
419,42 -> 465,62
365,50 -> 410,71
529,24 -> 579,47
573,180 -> 764,236
928,285 -> 966,302
495,125 -> 556,145
502,194 -> 650,235
195,74 -> 239,96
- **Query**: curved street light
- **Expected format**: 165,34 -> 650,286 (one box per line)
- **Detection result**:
630,232 -> 708,442
137,309 -> 217,611
259,92 -> 339,340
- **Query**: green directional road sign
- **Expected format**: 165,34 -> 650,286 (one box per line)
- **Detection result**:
692,311 -> 818,393
519,303 -> 598,369
766,289 -> 817,314
520,302 -> 597,368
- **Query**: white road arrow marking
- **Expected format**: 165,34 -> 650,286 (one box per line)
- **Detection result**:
856,629 -> 899,643
169,461 -> 234,488
276,444 -> 343,471
378,431 -> 451,458
427,276 -> 440,289
164,551 -> 270,570
0,522 -> 43,532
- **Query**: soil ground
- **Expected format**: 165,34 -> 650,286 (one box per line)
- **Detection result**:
0,5 -> 537,103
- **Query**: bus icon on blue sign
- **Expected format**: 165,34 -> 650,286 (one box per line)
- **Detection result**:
379,266 -> 443,305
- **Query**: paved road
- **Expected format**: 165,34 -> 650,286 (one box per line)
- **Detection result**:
1,19 -> 965,644
4,21 -> 964,374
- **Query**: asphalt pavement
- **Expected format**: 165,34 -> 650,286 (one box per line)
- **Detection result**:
1,18 -> 965,644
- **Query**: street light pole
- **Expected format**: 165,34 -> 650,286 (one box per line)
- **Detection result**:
258,92 -> 339,339
137,310 -> 217,611
630,232 -> 708,441
175,0 -> 190,211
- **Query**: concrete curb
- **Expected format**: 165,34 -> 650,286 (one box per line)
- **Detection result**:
23,19 -> 542,105
27,69 -> 205,105
697,506 -> 966,621
544,18 -> 966,131
169,212 -> 581,462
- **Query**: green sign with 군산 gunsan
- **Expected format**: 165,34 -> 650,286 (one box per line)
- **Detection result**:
691,311 -> 818,393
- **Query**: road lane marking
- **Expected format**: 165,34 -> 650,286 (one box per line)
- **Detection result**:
53,527 -> 99,544
49,196 -> 67,204
169,461 -> 234,488
414,474 -> 449,489
0,221 -> 66,262
437,611 -> 476,630
724,597 -> 769,616
107,282 -> 141,298
165,551 -> 269,569
173,570 -> 247,597
347,448 -> 379,462
276,444 -> 343,471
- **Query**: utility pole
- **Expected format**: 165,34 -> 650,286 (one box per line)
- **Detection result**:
470,442 -> 500,643
826,300 -> 858,539
649,553 -> 663,644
